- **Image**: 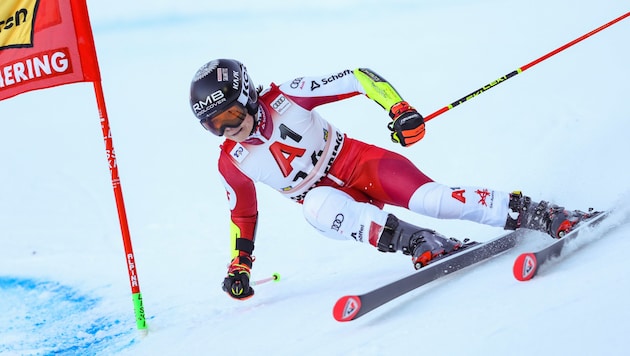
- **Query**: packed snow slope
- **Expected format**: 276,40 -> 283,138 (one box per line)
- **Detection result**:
1,0 -> 629,355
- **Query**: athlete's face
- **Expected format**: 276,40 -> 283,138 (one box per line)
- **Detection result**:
223,113 -> 254,142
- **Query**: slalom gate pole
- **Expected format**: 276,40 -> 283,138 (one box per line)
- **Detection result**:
424,11 -> 630,123
93,81 -> 148,333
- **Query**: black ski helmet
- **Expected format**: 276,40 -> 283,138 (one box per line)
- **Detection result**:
189,59 -> 259,127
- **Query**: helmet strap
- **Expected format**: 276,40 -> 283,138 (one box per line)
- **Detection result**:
248,105 -> 261,136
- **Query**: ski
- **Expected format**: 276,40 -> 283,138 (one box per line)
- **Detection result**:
513,211 -> 609,281
333,229 -> 527,322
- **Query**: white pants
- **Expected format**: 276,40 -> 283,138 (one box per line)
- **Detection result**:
302,182 -> 510,244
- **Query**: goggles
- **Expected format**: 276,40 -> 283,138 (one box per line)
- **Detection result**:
200,103 -> 247,136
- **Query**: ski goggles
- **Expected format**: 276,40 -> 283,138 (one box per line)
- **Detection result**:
200,102 -> 247,136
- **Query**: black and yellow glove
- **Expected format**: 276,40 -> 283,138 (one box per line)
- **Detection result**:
222,255 -> 254,300
388,101 -> 425,147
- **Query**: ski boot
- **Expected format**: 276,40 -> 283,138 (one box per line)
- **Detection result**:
377,214 -> 463,269
504,191 -> 595,239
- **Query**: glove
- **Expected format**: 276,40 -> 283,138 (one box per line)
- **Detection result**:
222,255 -> 255,300
387,101 -> 425,147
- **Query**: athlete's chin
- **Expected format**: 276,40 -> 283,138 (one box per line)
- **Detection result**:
226,127 -> 245,141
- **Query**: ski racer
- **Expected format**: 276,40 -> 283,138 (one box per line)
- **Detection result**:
188,59 -> 590,300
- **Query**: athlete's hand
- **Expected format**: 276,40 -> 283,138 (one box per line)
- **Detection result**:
388,101 -> 425,147
222,255 -> 254,300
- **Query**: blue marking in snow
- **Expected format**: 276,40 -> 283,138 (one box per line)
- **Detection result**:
0,277 -> 136,355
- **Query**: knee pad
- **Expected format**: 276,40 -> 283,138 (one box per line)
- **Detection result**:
303,186 -> 389,243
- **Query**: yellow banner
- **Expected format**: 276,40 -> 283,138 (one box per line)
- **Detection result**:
0,0 -> 39,49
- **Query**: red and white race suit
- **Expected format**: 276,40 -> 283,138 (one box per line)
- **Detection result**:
217,69 -> 511,256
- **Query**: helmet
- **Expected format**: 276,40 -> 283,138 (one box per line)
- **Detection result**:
189,59 -> 259,134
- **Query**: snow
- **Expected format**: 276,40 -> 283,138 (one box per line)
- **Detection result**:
1,0 -> 629,355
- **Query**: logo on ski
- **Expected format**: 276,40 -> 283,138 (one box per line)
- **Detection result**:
333,296 -> 361,322
513,253 -> 537,281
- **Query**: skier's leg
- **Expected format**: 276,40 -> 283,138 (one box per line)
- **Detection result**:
302,186 -> 388,243
328,139 -> 588,239
407,183 -> 592,238
407,182 -> 511,227
303,186 -> 461,267
330,142 -> 510,229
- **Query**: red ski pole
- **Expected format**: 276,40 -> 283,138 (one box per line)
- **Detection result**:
424,11 -> 630,123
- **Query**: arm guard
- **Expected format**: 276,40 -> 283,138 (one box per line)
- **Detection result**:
230,214 -> 257,259
353,68 -> 405,112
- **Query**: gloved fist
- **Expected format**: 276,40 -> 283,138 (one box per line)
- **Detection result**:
222,255 -> 255,300
388,101 -> 425,147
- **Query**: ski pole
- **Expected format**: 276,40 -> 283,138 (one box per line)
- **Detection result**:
251,272 -> 281,286
424,11 -> 630,123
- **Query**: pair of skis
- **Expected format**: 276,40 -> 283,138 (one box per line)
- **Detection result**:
333,212 -> 612,322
